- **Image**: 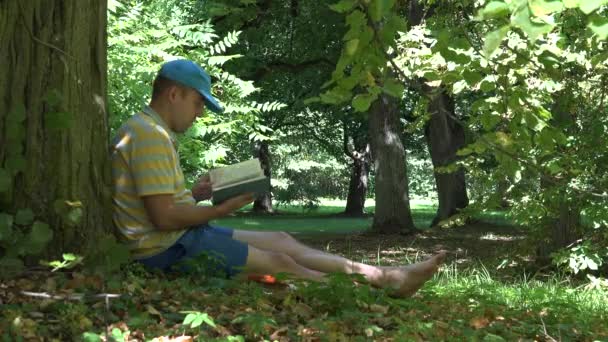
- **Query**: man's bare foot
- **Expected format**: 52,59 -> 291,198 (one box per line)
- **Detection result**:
383,251 -> 447,298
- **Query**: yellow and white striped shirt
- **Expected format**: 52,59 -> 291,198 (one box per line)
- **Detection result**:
111,106 -> 194,258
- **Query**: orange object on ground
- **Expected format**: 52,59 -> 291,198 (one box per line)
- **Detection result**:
247,274 -> 277,284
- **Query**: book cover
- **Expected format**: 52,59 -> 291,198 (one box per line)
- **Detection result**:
209,159 -> 271,205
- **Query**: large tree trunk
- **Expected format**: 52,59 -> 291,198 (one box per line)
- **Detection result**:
368,95 -> 416,234
0,1 -> 110,256
424,88 -> 469,226
252,140 -> 274,213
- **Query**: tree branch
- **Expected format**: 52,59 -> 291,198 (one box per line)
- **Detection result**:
366,10 -> 607,199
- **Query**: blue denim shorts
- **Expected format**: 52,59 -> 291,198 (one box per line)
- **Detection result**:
136,224 -> 249,277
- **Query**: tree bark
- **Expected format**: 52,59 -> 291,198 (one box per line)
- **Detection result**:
0,1 -> 111,256
368,95 -> 416,234
343,120 -> 370,216
424,88 -> 469,226
344,147 -> 370,216
252,140 -> 274,213
537,93 -> 581,260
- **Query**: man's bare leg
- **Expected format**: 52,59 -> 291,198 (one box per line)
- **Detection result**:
243,244 -> 326,282
233,230 -> 446,296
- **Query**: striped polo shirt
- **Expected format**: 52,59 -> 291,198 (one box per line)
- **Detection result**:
111,106 -> 194,258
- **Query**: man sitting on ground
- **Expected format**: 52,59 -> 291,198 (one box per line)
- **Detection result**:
110,59 -> 446,297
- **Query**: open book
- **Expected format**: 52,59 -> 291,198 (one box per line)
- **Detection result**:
209,158 -> 271,205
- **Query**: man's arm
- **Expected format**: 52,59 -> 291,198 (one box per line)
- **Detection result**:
143,193 -> 254,231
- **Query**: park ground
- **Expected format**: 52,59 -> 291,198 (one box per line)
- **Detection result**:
1,200 -> 607,341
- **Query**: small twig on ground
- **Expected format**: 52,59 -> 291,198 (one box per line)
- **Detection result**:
540,316 -> 558,342
20,291 -> 121,302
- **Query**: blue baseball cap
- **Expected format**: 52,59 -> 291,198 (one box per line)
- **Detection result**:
158,59 -> 224,113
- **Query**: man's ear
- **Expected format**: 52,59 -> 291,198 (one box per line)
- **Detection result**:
167,85 -> 179,103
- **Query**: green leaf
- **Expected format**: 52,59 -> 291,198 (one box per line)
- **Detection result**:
369,0 -> 396,22
586,258 -> 599,270
483,333 -> 506,342
0,213 -> 14,241
0,168 -> 11,193
201,313 -> 217,328
5,156 -> 27,174
192,315 -> 204,328
352,93 -> 378,112
15,209 -> 34,226
479,79 -> 497,92
537,107 -> 553,120
345,39 -> 359,55
588,14 -> 608,40
563,0 -> 580,8
23,221 -> 53,255
382,79 -> 404,98
480,112 -> 502,130
462,70 -> 484,86
529,0 -> 564,16
7,104 -> 26,124
384,14 -> 408,34
423,71 -> 441,81
345,10 -> 366,30
320,88 -> 352,105
483,25 -> 510,58
63,253 -> 78,261
82,332 -> 103,342
579,0 -> 608,14
479,1 -> 510,19
183,313 -> 197,326
512,6 -> 555,42
329,0 -> 357,13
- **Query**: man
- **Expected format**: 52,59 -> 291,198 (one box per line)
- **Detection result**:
111,59 -> 445,297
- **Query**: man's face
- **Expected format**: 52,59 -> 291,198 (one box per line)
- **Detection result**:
171,87 -> 206,133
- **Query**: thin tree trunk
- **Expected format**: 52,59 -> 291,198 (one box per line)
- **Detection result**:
343,120 -> 370,217
537,93 -> 581,261
344,151 -> 370,216
252,140 -> 274,213
424,88 -> 469,226
0,1 -> 110,256
368,95 -> 416,234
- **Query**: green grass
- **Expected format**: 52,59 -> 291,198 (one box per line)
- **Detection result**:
415,264 -> 608,340
210,198 -> 510,234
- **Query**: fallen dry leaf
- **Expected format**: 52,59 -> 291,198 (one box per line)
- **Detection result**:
151,336 -> 193,342
270,326 -> 289,340
469,316 -> 490,329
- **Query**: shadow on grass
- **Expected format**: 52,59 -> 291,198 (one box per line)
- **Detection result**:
211,203 -> 529,275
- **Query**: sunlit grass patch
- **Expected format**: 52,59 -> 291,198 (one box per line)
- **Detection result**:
416,262 -> 608,340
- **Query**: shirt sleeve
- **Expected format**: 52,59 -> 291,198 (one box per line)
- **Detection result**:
128,127 -> 177,197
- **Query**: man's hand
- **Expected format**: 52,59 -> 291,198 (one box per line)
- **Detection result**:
217,193 -> 255,215
192,174 -> 213,202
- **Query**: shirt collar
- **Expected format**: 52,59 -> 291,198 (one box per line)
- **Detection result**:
141,105 -> 178,146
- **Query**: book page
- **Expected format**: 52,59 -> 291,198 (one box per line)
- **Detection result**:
209,159 -> 263,188
213,175 -> 267,191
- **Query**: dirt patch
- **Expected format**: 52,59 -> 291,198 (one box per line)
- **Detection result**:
296,221 -> 532,276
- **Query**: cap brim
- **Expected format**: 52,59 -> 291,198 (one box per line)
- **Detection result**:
199,90 -> 223,113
